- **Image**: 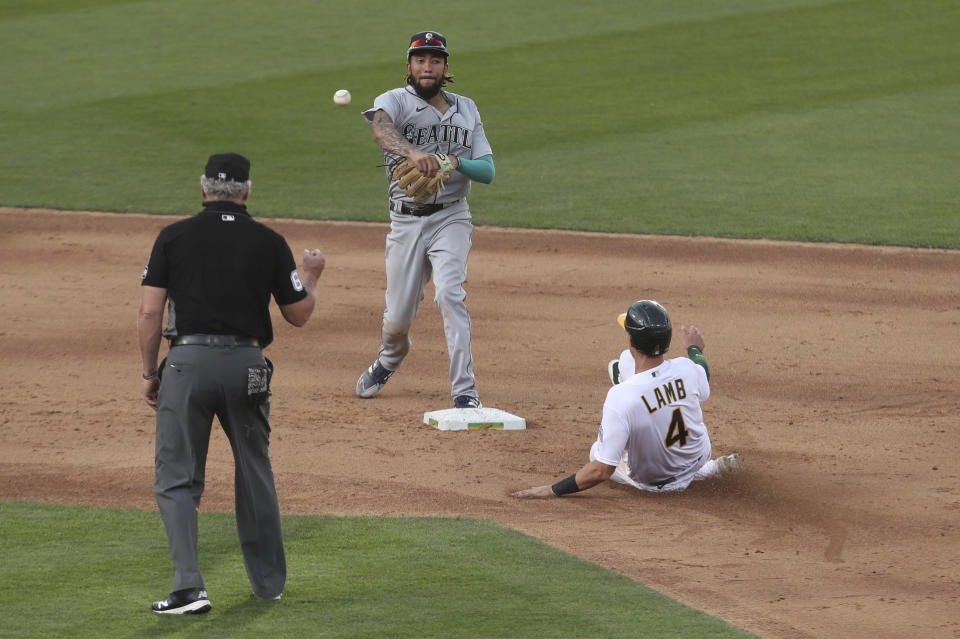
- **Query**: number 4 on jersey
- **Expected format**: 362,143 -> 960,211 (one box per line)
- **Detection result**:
664,408 -> 689,448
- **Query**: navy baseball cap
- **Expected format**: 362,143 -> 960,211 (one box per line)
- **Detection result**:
408,31 -> 448,57
204,153 -> 250,182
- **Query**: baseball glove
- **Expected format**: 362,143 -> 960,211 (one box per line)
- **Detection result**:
392,153 -> 457,203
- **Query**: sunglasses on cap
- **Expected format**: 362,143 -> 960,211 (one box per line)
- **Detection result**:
408,31 -> 447,55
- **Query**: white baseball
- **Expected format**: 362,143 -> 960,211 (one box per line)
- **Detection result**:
333,89 -> 351,106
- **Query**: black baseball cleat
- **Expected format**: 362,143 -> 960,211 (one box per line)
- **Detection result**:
356,359 -> 395,398
454,395 -> 482,409
151,588 -> 211,614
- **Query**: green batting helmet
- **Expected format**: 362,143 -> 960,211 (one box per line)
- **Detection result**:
618,300 -> 672,356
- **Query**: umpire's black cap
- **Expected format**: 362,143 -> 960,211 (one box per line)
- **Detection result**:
408,31 -> 448,58
205,153 -> 250,182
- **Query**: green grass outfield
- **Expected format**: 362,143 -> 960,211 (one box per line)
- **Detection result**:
1,0 -> 957,247
0,501 -> 755,638
0,1 -> 955,637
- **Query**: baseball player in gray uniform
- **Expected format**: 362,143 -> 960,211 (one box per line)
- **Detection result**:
356,30 -> 495,408
512,300 -> 744,499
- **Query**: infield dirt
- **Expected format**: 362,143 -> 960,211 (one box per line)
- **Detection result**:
1,207 -> 957,639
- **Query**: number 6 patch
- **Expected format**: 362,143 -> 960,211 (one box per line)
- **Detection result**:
290,269 -> 304,292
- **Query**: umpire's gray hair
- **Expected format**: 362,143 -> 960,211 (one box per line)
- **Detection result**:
200,175 -> 251,200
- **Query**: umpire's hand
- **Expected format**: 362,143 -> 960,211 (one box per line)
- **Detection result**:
302,248 -> 325,278
143,377 -> 159,410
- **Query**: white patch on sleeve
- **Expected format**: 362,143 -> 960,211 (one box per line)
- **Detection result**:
141,265 -> 148,280
290,270 -> 304,292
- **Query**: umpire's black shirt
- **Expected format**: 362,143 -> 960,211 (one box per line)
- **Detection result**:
141,201 -> 307,347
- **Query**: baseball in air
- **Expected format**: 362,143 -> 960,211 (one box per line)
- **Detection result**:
333,89 -> 351,106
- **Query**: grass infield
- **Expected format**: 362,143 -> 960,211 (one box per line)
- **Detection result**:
1,0 -> 957,247
0,501 -> 756,638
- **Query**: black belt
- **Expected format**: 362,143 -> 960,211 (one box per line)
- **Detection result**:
653,476 -> 677,490
392,199 -> 459,216
171,334 -> 260,348
652,455 -> 703,490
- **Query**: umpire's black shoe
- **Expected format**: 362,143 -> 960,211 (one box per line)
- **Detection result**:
151,588 -> 211,614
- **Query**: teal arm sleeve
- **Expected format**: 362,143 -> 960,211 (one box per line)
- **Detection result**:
687,346 -> 710,381
456,154 -> 495,184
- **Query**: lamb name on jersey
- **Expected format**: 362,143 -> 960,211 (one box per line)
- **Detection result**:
640,377 -> 688,414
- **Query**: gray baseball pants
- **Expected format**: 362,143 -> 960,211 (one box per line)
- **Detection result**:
379,206 -> 478,399
153,343 -> 285,598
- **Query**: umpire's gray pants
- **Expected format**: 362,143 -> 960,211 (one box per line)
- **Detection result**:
154,343 -> 285,598
379,206 -> 478,399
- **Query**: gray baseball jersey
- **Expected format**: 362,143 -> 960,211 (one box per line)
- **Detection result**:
364,86 -> 492,205
360,86 -> 493,401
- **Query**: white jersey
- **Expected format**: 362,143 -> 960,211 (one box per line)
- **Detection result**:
363,86 -> 493,205
593,357 -> 712,489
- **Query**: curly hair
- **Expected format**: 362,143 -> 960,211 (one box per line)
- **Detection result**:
200,175 -> 250,201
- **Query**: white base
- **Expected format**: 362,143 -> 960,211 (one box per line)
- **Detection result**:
423,407 -> 526,431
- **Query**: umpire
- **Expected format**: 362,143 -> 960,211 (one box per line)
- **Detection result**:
138,152 -> 325,614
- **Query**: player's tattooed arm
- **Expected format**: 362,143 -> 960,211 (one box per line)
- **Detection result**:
369,110 -> 414,157
369,110 -> 438,176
